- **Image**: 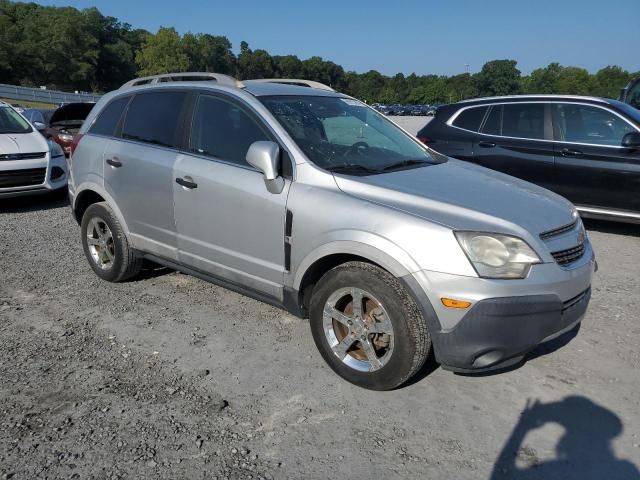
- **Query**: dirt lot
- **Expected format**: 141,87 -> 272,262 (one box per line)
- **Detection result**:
1,118 -> 639,479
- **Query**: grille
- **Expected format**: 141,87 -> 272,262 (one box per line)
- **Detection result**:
551,243 -> 585,266
540,220 -> 578,240
0,152 -> 46,161
0,168 -> 46,188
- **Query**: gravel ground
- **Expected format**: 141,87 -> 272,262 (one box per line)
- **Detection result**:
1,118 -> 639,479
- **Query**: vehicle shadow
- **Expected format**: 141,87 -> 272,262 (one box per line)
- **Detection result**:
490,396 -> 640,480
583,218 -> 640,238
0,190 -> 69,213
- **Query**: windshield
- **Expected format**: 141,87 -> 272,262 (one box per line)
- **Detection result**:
0,106 -> 32,134
260,95 -> 435,174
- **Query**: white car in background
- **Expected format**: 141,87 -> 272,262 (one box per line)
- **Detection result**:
0,101 -> 68,198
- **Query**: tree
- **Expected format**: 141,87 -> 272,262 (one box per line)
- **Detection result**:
592,66 -> 632,99
136,27 -> 189,76
476,60 -> 521,96
523,62 -> 563,94
236,42 -> 274,79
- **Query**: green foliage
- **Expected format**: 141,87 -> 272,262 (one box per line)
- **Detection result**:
0,0 -> 636,102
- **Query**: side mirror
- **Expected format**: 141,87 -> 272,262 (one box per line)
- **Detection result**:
622,131 -> 640,149
33,121 -> 46,131
246,141 -> 285,194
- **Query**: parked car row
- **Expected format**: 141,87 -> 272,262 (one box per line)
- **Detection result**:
372,103 -> 440,116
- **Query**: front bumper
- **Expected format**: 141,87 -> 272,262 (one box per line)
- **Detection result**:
402,240 -> 595,372
433,288 -> 590,372
0,155 -> 68,198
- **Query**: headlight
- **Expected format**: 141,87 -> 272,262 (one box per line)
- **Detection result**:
455,231 -> 541,279
58,133 -> 74,143
47,140 -> 65,158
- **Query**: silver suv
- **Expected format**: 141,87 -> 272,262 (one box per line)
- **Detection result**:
69,74 -> 595,390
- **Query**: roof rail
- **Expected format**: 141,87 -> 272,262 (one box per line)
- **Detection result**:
120,72 -> 244,89
249,78 -> 335,92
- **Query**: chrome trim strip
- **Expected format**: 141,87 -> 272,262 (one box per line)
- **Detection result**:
577,206 -> 640,220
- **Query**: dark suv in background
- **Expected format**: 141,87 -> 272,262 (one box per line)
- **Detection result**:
417,95 -> 640,223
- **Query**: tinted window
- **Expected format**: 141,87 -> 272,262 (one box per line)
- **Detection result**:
553,104 -> 636,146
502,103 -> 545,139
90,96 -> 130,137
122,92 -> 187,148
190,95 -> 270,166
452,106 -> 487,132
482,105 -> 501,135
0,106 -> 32,134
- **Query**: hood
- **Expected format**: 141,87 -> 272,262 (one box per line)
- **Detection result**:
333,158 -> 576,236
50,103 -> 95,126
0,131 -> 49,155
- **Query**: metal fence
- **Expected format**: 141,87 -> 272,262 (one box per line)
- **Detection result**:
0,83 -> 101,105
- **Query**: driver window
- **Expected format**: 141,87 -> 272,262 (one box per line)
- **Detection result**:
552,104 -> 635,146
190,95 -> 271,166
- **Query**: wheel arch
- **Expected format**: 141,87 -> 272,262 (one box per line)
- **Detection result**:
292,239 -> 419,314
72,184 -> 130,235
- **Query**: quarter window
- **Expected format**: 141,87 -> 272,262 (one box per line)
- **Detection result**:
502,103 -> 545,140
190,95 -> 270,166
452,106 -> 488,132
122,91 -> 187,148
552,104 -> 635,146
90,96 -> 130,137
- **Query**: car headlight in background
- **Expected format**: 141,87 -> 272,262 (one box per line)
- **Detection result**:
57,133 -> 74,143
455,231 -> 541,279
47,139 -> 65,159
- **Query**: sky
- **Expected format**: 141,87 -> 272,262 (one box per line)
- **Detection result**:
36,0 -> 640,76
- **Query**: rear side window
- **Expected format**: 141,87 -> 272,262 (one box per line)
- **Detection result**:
482,106 -> 501,135
122,91 -> 187,148
190,95 -> 271,166
90,96 -> 130,137
452,106 -> 488,132
502,103 -> 545,140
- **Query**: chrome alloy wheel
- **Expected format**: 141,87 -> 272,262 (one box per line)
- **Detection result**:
322,287 -> 395,372
86,217 -> 115,270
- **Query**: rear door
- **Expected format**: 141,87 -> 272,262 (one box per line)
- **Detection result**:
103,90 -> 188,260
173,93 -> 291,298
472,102 -> 556,190
442,105 -> 488,161
551,102 -> 640,213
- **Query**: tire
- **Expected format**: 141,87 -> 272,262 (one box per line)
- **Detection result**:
309,261 -> 431,390
80,202 -> 142,282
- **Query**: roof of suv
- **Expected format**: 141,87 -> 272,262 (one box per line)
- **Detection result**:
454,94 -> 610,107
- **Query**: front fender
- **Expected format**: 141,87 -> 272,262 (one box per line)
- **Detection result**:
291,230 -> 422,290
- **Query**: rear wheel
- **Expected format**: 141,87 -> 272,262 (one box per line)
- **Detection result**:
309,261 -> 430,390
80,202 -> 142,282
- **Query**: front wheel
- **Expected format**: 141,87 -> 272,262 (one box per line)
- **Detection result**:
309,262 -> 431,390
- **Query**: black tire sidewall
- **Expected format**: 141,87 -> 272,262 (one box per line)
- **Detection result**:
309,265 -> 421,390
80,203 -> 126,282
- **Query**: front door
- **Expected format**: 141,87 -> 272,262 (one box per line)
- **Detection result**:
173,93 -> 291,299
550,102 -> 640,213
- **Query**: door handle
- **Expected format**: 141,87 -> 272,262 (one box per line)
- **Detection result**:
106,158 -> 122,168
478,141 -> 496,148
176,177 -> 198,189
561,148 -> 583,157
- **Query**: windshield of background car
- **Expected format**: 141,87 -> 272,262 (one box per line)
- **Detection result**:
611,99 -> 640,125
0,106 -> 33,134
260,95 -> 434,173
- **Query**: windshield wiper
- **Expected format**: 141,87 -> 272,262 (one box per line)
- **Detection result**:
382,159 -> 430,171
325,164 -> 382,175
